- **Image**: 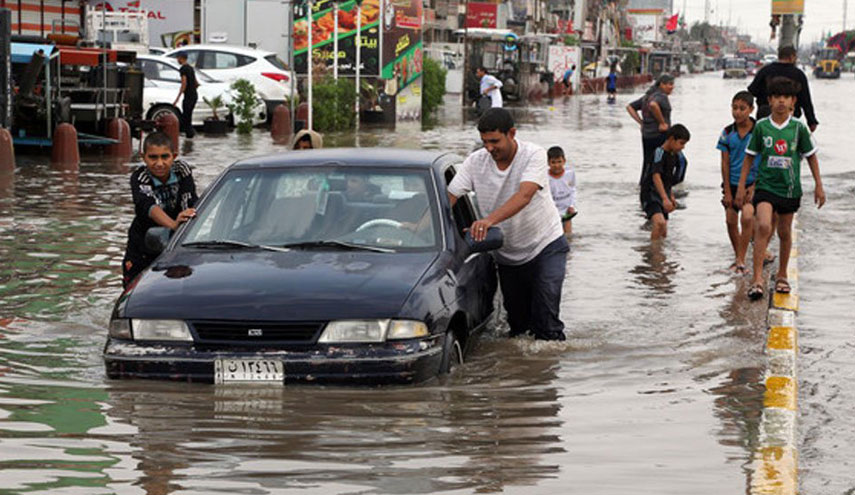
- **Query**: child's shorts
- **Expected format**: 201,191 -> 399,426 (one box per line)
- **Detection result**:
752,189 -> 800,215
722,182 -> 755,212
643,201 -> 668,220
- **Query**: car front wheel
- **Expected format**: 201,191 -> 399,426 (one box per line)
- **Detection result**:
147,104 -> 181,123
439,331 -> 463,374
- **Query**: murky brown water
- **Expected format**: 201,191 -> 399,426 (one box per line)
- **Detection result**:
0,72 -> 852,494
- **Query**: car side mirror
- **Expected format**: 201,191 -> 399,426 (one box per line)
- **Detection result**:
144,227 -> 171,256
464,226 -> 503,254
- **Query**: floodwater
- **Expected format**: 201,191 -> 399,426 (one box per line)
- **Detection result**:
1,72 -> 852,494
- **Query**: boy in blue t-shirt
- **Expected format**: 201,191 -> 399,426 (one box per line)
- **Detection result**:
717,91 -> 757,273
606,68 -> 617,102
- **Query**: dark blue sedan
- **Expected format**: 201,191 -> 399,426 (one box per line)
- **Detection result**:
105,149 -> 501,384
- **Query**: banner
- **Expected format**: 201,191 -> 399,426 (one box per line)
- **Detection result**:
381,0 -> 423,122
465,2 -> 497,29
771,0 -> 804,15
293,0 -> 381,75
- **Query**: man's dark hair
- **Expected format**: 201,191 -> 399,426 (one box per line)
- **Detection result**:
175,51 -> 188,60
547,146 -> 565,160
777,45 -> 797,61
666,123 -> 690,141
142,132 -> 174,153
477,108 -> 515,134
732,90 -> 754,108
767,76 -> 800,97
476,66 -> 487,73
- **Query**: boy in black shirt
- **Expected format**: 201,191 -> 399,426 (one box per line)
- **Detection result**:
640,124 -> 690,240
173,51 -> 199,138
122,132 -> 197,288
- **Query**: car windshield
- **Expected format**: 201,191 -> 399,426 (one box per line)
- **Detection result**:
180,167 -> 440,251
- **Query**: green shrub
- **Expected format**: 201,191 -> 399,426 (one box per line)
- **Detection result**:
312,77 -> 356,132
228,79 -> 259,134
421,57 -> 447,122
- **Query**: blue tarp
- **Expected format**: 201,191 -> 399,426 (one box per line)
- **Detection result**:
10,43 -> 56,64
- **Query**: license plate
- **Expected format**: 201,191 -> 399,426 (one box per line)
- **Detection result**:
215,359 -> 284,384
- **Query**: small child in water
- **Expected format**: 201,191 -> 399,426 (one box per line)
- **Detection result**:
547,146 -> 577,235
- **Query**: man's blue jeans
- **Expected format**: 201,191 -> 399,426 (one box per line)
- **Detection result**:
497,236 -> 569,341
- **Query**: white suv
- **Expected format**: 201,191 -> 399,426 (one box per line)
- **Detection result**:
165,44 -> 295,120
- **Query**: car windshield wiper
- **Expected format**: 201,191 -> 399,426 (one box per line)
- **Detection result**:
278,240 -> 394,253
181,240 -> 290,252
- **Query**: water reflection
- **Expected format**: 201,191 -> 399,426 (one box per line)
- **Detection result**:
96,345 -> 564,494
629,242 -> 679,297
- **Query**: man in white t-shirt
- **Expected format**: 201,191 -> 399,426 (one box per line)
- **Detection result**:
447,108 -> 568,341
476,67 -> 503,108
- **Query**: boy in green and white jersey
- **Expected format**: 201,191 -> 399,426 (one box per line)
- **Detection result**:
735,77 -> 825,301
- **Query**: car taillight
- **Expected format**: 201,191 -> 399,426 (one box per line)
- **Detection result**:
262,72 -> 289,83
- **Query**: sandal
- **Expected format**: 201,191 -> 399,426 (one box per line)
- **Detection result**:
775,278 -> 791,294
763,252 -> 776,266
735,264 -> 747,275
747,284 -> 765,301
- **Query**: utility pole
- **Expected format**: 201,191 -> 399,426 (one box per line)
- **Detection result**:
307,0 -> 313,130
844,0 -> 849,32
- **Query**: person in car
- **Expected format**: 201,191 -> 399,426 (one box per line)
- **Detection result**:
173,51 -> 200,138
447,108 -> 568,341
122,132 -> 198,288
344,174 -> 381,202
291,129 -> 324,150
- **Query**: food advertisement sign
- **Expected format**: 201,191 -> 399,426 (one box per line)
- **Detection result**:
294,0 -> 381,75
465,3 -> 498,29
381,0 -> 423,86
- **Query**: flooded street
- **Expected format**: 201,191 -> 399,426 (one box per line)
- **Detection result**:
1,72 -> 853,494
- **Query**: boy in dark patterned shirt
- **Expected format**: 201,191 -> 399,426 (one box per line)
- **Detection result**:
122,132 -> 197,288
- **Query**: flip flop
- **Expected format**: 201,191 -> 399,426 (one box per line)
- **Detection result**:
735,264 -> 747,275
763,252 -> 776,266
775,278 -> 791,294
747,284 -> 765,301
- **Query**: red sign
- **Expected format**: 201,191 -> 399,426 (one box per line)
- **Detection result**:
775,139 -> 788,155
465,3 -> 497,29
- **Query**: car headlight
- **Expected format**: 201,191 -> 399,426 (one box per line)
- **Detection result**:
319,319 -> 389,343
318,319 -> 430,343
386,320 -> 429,340
109,318 -> 132,339
132,319 -> 193,342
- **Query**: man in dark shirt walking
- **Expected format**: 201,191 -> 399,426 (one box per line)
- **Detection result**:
748,45 -> 818,131
173,52 -> 199,138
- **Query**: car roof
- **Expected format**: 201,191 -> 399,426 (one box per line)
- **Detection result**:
137,54 -> 177,66
230,148 -> 461,171
165,44 -> 274,57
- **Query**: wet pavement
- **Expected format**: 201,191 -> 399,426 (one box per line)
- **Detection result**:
0,72 -> 853,494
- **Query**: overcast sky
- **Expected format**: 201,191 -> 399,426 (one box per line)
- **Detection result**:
677,0 -> 850,47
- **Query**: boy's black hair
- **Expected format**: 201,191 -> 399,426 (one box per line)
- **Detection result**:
767,76 -> 800,97
476,66 -> 487,73
732,90 -> 754,108
142,132 -> 174,153
547,146 -> 565,160
666,123 -> 690,141
777,45 -> 797,60
477,108 -> 514,134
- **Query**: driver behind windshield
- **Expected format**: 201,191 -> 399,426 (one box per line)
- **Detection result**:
344,174 -> 382,202
122,132 -> 198,288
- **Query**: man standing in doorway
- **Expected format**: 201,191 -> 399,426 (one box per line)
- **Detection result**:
173,52 -> 199,138
748,45 -> 818,132
447,108 -> 569,341
476,67 -> 503,108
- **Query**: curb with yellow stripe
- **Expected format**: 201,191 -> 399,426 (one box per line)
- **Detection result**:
750,222 -> 799,495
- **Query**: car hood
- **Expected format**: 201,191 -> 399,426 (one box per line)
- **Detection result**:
121,250 -> 439,321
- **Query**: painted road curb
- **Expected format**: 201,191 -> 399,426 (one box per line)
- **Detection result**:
750,221 -> 799,495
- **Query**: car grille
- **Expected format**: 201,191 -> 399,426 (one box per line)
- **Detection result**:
191,321 -> 324,345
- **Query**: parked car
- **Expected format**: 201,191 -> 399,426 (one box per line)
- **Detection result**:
104,149 -> 502,385
137,54 -> 267,127
164,44 -> 295,119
